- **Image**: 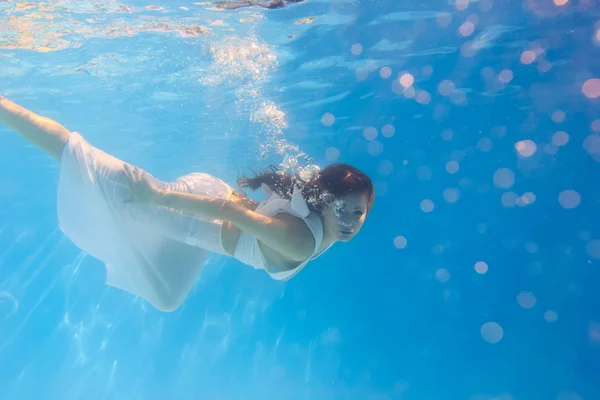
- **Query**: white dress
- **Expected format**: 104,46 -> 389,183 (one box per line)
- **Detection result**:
57,132 -> 232,312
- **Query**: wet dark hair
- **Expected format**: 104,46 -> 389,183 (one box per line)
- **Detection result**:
237,163 -> 375,215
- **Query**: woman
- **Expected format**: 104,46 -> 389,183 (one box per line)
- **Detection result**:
0,95 -> 374,311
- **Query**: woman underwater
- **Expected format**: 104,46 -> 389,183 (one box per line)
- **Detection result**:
0,95 -> 374,312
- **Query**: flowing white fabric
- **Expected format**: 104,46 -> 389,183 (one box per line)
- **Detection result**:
57,132 -> 232,311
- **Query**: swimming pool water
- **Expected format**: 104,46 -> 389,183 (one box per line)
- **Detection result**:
1,0 -> 600,399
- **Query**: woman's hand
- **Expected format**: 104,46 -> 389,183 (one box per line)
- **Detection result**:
123,164 -> 161,204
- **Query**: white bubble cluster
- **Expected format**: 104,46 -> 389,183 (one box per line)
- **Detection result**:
299,164 -> 321,181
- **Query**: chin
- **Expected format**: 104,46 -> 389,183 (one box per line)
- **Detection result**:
338,234 -> 354,242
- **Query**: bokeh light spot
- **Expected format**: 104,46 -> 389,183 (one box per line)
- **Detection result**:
515,140 -> 537,157
459,21 -> 475,36
441,129 -> 454,141
501,192 -> 518,207
393,236 -> 407,249
420,199 -> 434,212
481,322 -> 503,343
558,190 -> 581,209
445,161 -> 460,174
517,291 -> 537,308
438,80 -> 455,96
399,73 -> 414,88
552,131 -> 569,146
498,69 -> 513,83
475,261 -> 488,274
493,168 -> 515,189
455,0 -> 469,11
325,147 -> 340,162
477,137 -> 493,152
582,78 -> 600,98
321,112 -> 335,127
552,110 -> 566,123
436,268 -> 451,282
380,66 -> 392,79
363,127 -> 378,140
377,160 -> 394,176
367,140 -> 384,156
544,310 -> 558,322
520,50 -> 536,64
443,187 -> 461,203
351,43 -> 363,55
586,239 -> 600,259
381,124 -> 395,138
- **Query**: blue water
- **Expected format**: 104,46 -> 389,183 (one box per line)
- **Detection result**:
1,0 -> 600,399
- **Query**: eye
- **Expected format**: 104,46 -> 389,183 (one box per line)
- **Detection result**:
354,210 -> 364,216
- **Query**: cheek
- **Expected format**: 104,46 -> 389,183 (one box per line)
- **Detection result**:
356,215 -> 366,227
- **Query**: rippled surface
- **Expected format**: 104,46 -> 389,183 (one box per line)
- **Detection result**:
1,0 -> 600,399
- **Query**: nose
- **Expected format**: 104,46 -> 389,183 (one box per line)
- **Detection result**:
338,217 -> 354,228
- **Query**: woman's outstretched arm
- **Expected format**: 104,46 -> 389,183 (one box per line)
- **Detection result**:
0,95 -> 71,161
154,189 -> 315,262
122,165 -> 315,262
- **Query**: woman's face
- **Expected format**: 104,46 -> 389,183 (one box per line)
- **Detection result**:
321,191 -> 369,242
